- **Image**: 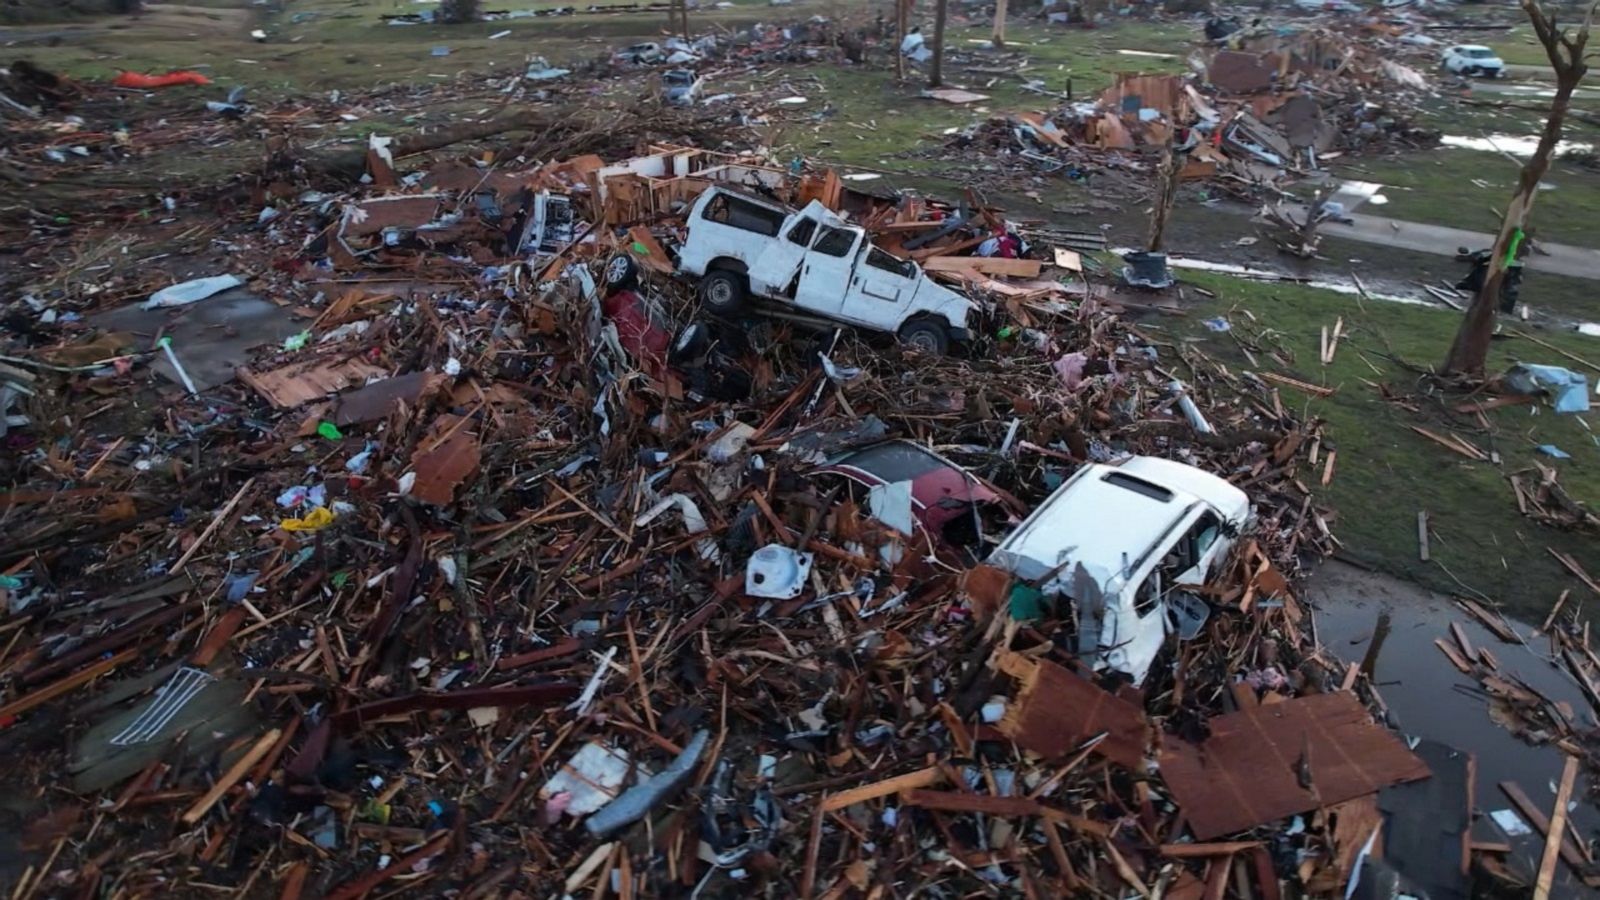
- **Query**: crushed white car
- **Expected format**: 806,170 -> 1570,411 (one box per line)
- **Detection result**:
1441,45 -> 1506,78
675,186 -> 977,354
986,456 -> 1251,686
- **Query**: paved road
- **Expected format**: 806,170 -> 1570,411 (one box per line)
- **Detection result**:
1313,210 -> 1600,281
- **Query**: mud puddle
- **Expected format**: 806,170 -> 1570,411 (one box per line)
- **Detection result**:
1308,560 -> 1598,897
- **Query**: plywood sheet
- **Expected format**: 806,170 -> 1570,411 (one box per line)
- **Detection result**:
238,356 -> 388,409
1161,692 -> 1430,840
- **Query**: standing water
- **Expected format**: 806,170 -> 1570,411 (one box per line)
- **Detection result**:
1309,561 -> 1598,897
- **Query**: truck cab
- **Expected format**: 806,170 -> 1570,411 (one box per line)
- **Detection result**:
676,186 -> 976,354
987,457 -> 1252,686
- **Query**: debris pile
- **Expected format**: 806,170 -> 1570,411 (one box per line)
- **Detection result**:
936,24 -> 1438,201
0,118 -> 1470,898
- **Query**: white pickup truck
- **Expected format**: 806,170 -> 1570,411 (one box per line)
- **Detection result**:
987,456 -> 1252,686
675,186 -> 977,354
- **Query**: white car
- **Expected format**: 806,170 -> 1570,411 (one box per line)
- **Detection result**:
675,186 -> 977,354
1442,45 -> 1506,78
986,456 -> 1252,686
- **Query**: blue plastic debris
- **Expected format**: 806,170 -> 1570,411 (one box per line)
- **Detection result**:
1537,444 -> 1572,459
1506,363 -> 1590,414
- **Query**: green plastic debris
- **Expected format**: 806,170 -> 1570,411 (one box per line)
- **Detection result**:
283,330 -> 311,352
332,571 -> 351,589
997,326 -> 1017,340
1009,583 -> 1045,621
317,421 -> 344,441
631,241 -> 650,255
1504,227 -> 1525,268
358,799 -> 392,824
0,575 -> 22,590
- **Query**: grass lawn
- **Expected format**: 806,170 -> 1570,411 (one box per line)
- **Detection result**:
1487,26 -> 1556,69
1153,271 -> 1600,622
1335,148 -> 1600,251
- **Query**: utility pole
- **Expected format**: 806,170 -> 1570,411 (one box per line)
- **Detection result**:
929,0 -> 948,88
993,0 -> 1008,48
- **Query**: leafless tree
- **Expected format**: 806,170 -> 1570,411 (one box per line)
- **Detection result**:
1443,0 -> 1593,377
993,0 -> 1009,49
930,0 -> 948,88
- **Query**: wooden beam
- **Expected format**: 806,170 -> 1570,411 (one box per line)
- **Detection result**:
820,767 -> 943,811
1160,842 -> 1263,858
922,256 -> 1043,278
902,789 -> 1040,817
1534,757 -> 1580,900
1500,780 -> 1593,877
0,647 -> 140,720
181,728 -> 283,824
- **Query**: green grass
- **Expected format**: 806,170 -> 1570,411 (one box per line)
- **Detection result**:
1158,271 -> 1600,622
1336,148 -> 1600,251
1487,26 -> 1556,69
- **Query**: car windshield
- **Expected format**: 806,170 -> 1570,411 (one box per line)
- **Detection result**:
834,442 -> 947,483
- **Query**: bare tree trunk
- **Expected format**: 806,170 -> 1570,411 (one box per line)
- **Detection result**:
1147,137 -> 1182,253
895,0 -> 907,81
668,0 -> 688,37
993,0 -> 1008,48
1443,0 -> 1591,377
930,0 -> 948,88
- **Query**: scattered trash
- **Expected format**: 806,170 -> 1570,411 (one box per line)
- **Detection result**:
1505,363 -> 1591,413
144,274 -> 244,309
745,544 -> 814,599
112,70 -> 212,90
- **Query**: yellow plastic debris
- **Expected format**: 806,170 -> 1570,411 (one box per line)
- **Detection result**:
280,506 -> 335,532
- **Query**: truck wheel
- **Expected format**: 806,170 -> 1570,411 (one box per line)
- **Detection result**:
606,254 -> 639,292
898,319 -> 949,355
700,270 -> 746,315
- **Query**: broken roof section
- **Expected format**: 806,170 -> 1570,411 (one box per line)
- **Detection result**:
1161,692 -> 1432,840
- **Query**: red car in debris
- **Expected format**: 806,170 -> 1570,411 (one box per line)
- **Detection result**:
810,440 -> 1023,561
602,255 -> 750,401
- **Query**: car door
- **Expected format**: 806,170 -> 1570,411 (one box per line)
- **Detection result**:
749,214 -> 819,297
1101,565 -> 1168,686
794,224 -> 863,319
851,247 -> 920,327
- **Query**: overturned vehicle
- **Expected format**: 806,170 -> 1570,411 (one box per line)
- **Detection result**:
986,456 -> 1252,685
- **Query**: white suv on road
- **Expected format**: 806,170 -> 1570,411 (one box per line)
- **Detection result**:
1442,45 -> 1506,78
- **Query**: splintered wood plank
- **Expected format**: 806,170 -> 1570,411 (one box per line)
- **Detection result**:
995,652 -> 1150,770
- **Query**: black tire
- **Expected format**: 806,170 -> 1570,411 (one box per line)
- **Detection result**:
605,254 -> 639,292
898,319 -> 950,355
700,269 -> 746,315
1466,65 -> 1481,77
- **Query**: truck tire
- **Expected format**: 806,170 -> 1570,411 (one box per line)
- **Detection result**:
606,254 -> 639,292
898,319 -> 949,355
700,270 -> 746,315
